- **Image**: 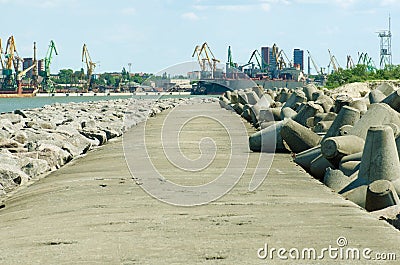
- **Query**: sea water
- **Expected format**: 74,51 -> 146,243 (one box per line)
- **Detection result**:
0,94 -> 209,114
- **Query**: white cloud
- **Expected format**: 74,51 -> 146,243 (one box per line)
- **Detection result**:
193,5 -> 208,11
181,12 -> 199,21
216,5 -> 252,11
381,0 -> 398,6
260,3 -> 271,11
121,7 -> 136,15
334,0 -> 359,8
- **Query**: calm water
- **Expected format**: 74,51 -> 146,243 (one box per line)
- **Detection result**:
0,94 -> 209,114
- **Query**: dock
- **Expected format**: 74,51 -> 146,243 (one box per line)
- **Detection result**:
0,102 -> 399,264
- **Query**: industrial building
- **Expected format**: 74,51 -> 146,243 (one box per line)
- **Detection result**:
261,46 -> 277,72
22,58 -> 35,78
293,49 -> 304,71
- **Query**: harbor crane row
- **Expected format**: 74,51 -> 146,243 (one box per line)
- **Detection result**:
192,42 -> 220,78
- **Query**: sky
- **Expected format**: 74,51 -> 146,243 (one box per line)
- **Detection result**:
0,0 -> 398,75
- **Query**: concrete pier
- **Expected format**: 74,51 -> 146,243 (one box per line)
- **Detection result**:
0,102 -> 399,264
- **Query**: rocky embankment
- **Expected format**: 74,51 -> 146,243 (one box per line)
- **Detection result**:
0,97 -> 216,200
219,82 -> 400,229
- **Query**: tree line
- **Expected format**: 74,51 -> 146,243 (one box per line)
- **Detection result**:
51,67 -> 149,88
326,64 -> 400,88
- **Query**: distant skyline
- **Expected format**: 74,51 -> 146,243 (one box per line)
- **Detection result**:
0,0 -> 398,74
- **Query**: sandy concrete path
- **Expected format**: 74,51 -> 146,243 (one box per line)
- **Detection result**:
0,102 -> 399,264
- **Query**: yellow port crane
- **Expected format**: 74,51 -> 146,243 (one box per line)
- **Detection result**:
328,49 -> 341,73
271,43 -> 289,70
0,38 -> 5,69
16,42 -> 38,94
2,35 -> 20,90
192,42 -> 220,78
82,43 -> 96,92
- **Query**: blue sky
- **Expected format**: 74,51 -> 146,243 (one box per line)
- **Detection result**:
0,0 -> 398,74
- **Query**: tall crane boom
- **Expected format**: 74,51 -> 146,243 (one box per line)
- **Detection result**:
191,42 -> 220,78
82,43 -> 96,91
2,35 -> 19,90
328,49 -> 340,72
0,38 -> 4,69
306,50 -> 322,75
44,40 -> 58,77
40,40 -> 58,92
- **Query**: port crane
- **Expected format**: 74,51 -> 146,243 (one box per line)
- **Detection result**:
2,36 -> 20,90
82,43 -> 96,91
239,50 -> 263,70
306,50 -> 323,75
357,52 -> 377,72
16,62 -> 36,94
280,49 -> 293,68
15,42 -> 38,94
192,42 -> 220,78
227,46 -> 236,68
327,49 -> 341,73
40,40 -> 58,92
272,44 -> 290,70
346,55 -> 355,69
0,38 -> 4,70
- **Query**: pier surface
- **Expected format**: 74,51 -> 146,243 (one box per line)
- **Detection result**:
0,102 -> 399,264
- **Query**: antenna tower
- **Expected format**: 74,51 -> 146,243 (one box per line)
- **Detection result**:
377,15 -> 392,68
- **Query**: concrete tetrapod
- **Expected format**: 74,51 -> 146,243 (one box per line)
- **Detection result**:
314,121 -> 333,133
293,102 -> 324,127
280,119 -> 321,153
348,103 -> 400,140
315,94 -> 334,113
365,180 -> 400,212
334,94 -> 353,113
358,125 -> 400,193
293,145 -> 322,171
376,82 -> 395,96
369,89 -> 387,104
248,120 -> 287,153
282,90 -> 307,110
382,89 -> 400,112
309,154 -> 335,180
321,135 -> 365,166
323,106 -> 360,140
324,168 -> 353,192
280,107 -> 297,120
302,84 -> 318,101
349,99 -> 368,115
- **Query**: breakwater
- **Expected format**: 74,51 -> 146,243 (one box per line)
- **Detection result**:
0,97 -> 216,200
219,82 -> 400,229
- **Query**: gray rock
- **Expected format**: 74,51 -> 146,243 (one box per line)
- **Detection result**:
0,164 -> 30,193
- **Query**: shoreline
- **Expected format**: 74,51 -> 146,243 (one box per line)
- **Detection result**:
36,91 -> 191,97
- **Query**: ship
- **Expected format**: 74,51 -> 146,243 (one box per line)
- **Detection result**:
191,68 -> 305,95
0,87 -> 38,98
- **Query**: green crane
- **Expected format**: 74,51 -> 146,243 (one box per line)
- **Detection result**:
40,40 -> 58,92
227,46 -> 236,68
